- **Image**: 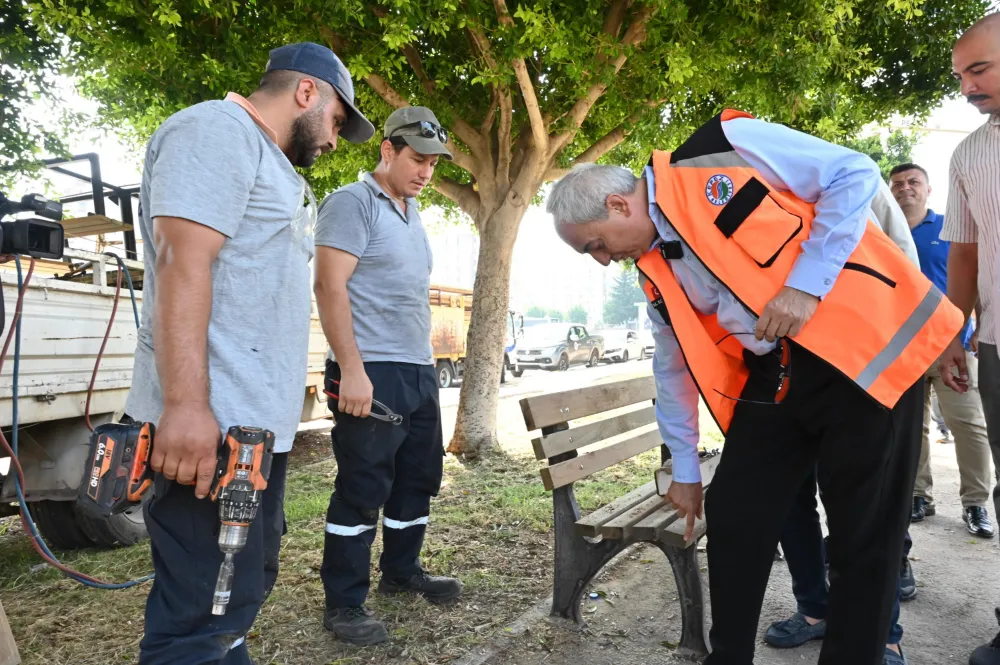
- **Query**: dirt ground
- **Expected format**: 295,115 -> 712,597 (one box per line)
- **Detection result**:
489,438 -> 1000,665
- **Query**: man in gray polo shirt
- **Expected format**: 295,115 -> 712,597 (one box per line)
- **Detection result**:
125,42 -> 373,664
314,106 -> 461,645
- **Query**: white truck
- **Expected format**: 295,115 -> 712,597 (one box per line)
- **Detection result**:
0,156 -> 330,548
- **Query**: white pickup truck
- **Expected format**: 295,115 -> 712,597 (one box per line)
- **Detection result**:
0,247 -> 330,548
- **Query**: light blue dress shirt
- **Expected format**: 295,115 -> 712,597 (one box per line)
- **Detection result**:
648,117 -> 881,483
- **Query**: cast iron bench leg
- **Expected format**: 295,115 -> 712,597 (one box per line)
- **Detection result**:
660,541 -> 709,657
551,483 -> 628,625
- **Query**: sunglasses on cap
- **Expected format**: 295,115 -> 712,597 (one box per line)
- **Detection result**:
388,121 -> 449,144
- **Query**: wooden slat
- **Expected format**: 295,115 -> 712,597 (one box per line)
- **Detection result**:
539,428 -> 661,490
0,599 -> 20,665
599,492 -> 669,539
661,515 -> 707,548
520,375 -> 656,431
574,480 -> 657,537
632,454 -> 722,540
532,405 -> 657,460
60,214 -> 132,237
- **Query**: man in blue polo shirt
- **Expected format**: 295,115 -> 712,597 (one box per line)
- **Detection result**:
889,162 -> 994,537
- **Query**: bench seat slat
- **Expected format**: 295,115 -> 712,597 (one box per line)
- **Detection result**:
598,493 -> 668,539
661,515 -> 707,548
539,429 -> 661,491
520,376 -> 656,431
574,481 -> 657,537
532,406 -> 657,460
631,455 -> 722,540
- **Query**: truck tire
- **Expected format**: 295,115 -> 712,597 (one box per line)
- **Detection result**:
437,361 -> 455,389
588,349 -> 601,368
511,367 -> 524,378
29,500 -> 95,550
77,502 -> 148,548
557,354 -> 570,371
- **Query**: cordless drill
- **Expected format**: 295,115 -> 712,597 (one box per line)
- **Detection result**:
77,422 -> 275,615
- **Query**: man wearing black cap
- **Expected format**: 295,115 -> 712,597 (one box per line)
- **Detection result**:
126,42 -> 373,664
314,106 -> 460,645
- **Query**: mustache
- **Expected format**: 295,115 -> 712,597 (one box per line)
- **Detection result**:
968,94 -> 990,103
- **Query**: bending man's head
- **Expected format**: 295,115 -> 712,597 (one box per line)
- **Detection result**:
547,164 -> 657,266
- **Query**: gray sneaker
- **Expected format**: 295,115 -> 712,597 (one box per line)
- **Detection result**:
323,606 -> 389,645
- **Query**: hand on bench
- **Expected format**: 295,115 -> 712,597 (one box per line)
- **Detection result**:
664,481 -> 704,544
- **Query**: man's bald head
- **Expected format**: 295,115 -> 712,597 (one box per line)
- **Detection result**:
954,13 -> 1000,115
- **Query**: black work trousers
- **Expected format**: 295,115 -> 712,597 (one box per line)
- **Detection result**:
320,361 -> 444,609
704,343 -> 922,665
140,453 -> 288,665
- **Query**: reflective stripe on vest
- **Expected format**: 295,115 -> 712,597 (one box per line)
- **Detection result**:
639,110 -> 963,429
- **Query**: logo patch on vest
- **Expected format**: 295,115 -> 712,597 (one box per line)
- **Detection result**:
706,174 -> 734,206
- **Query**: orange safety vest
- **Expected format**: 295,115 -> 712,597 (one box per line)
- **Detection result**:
637,109 -> 963,435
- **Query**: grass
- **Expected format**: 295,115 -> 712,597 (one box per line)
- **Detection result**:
0,428 -> 666,665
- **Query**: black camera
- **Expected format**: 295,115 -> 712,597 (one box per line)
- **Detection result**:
0,192 -> 65,260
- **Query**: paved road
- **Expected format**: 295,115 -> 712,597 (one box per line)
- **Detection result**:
438,356 -> 653,409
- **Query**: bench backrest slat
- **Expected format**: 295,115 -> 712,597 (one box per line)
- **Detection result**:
531,405 -> 658,460
520,375 -> 656,432
539,428 -> 662,490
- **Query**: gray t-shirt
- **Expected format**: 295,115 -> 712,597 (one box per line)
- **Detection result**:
125,99 -> 313,453
315,173 -> 434,365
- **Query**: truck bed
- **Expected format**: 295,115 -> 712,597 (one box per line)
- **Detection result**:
1,259 -> 329,428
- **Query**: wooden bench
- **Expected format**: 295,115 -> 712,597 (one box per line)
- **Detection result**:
519,375 -> 720,657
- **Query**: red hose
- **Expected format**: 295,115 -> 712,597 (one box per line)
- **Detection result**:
84,263 -> 124,432
0,257 -> 104,582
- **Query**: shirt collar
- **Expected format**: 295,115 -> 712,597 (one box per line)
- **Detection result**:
363,172 -> 416,204
224,92 -> 279,144
989,114 -> 1000,127
918,208 -> 938,225
643,165 -> 674,249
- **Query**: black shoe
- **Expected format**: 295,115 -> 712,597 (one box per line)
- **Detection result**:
966,506 -> 996,538
378,568 -> 462,604
912,497 -> 935,522
900,557 -> 916,601
763,613 -> 826,648
970,631 -> 1000,665
323,606 -> 389,645
885,646 -> 908,665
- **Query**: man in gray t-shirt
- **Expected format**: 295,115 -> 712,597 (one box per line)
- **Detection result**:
127,42 -> 373,665
314,107 -> 461,645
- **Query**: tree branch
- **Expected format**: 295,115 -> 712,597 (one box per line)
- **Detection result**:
496,87 -> 513,185
544,98 -> 666,182
433,176 -> 481,219
365,72 -> 483,175
494,0 -> 548,153
549,3 -> 655,157
403,44 -> 436,96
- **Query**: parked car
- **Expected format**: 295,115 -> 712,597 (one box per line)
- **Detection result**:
602,329 -> 644,363
641,331 -> 655,359
516,323 -> 605,371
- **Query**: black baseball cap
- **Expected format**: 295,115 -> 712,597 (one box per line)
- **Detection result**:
266,42 -> 375,144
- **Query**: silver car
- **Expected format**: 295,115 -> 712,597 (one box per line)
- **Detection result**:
516,323 -> 605,371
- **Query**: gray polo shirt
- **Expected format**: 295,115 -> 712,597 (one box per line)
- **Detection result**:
315,173 -> 434,365
125,98 -> 313,453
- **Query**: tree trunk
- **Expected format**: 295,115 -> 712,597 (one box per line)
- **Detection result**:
447,201 -> 528,459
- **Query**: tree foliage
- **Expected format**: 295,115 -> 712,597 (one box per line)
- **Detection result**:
843,130 -> 919,181
9,0 -> 987,456
604,268 -> 644,326
604,268 -> 646,325
568,305 -> 587,324
525,306 -> 547,318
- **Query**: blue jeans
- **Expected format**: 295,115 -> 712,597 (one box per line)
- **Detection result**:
780,468 -> 907,645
